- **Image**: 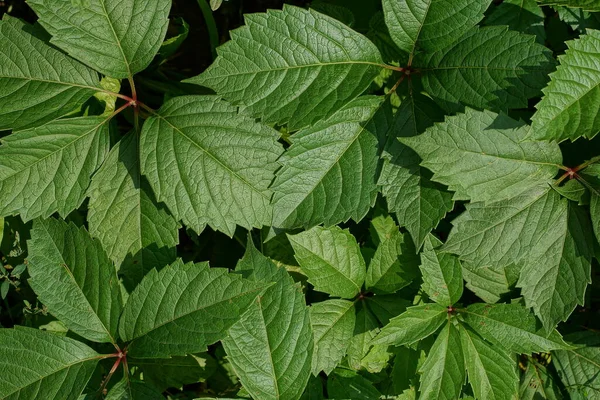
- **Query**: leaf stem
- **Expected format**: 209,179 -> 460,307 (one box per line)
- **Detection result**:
197,0 -> 220,59
574,155 -> 600,172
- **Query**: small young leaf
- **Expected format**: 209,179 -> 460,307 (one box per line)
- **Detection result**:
271,97 -> 385,230
401,109 -> 562,203
531,29 -> 600,142
460,326 -> 519,400
417,26 -> 555,112
288,226 -> 365,299
0,327 -> 101,400
0,117 -> 110,221
519,359 -> 562,400
119,259 -> 270,358
462,303 -> 571,354
28,218 -> 123,344
0,280 -> 9,300
186,5 -> 384,130
28,0 -> 171,78
371,304 -> 448,347
419,322 -> 465,400
140,95 -> 283,236
310,299 -> 356,375
0,17 -> 100,131
382,0 -> 491,54
420,235 -> 463,306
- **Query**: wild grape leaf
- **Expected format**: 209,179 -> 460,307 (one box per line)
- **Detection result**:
371,304 -> 447,347
271,97 -> 384,230
419,322 -> 465,400
186,5 -> 384,130
301,376 -> 325,400
392,347 -> 421,393
105,378 -> 164,400
347,305 -> 379,371
377,93 -> 453,249
0,116 -> 110,221
131,355 -> 216,391
420,235 -> 463,306
519,360 -> 562,400
553,331 -> 600,399
288,226 -> 365,299
140,95 -> 283,236
555,6 -> 600,33
530,29 -> 600,142
401,109 -> 562,203
223,239 -> 313,400
88,132 -> 179,286
28,0 -> 171,78
382,0 -> 491,54
462,304 -> 572,354
310,299 -> 356,375
554,179 -> 588,204
485,0 -> 546,43
443,186 -> 564,269
461,262 -> 513,303
460,326 -> 519,400
417,26 -> 555,112
361,343 -> 393,373
518,203 -> 593,329
119,259 -> 270,358
0,17 -> 100,131
538,0 -> 600,11
0,327 -> 101,400
582,164 -> 600,244
366,293 -> 411,325
327,369 -> 382,400
28,218 -> 123,343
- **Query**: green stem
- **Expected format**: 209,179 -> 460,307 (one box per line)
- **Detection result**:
575,155 -> 600,172
197,0 -> 219,59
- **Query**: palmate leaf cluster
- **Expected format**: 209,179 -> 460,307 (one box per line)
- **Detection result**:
1,0 -> 600,399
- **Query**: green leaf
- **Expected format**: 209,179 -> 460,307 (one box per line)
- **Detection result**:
420,235 -> 463,306
0,327 -> 101,400
222,239 -> 313,400
485,0 -> 546,43
383,0 -> 490,55
519,360 -> 562,400
518,203 -> 593,329
131,355 -> 216,391
28,0 -> 171,78
553,331 -> 600,399
461,262 -> 512,303
460,326 -> 519,400
554,179 -> 588,204
0,116 -> 110,221
28,218 -> 123,343
0,17 -> 100,131
371,304 -> 448,347
326,369 -> 382,400
366,228 -> 419,294
401,109 -> 562,203
186,5 -> 384,130
271,97 -> 384,230
417,26 -> 555,112
462,303 -> 571,354
300,376 -> 325,400
531,29 -> 600,142
159,17 -> 189,60
105,378 -> 164,400
366,293 -> 412,325
118,259 -> 270,358
377,93 -> 453,249
310,299 -> 356,375
347,305 -> 379,370
140,95 -> 283,236
538,0 -> 600,11
419,322 -> 465,400
88,132 -> 179,286
288,226 -> 365,299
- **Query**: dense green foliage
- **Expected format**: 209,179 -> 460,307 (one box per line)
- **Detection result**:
1,0 -> 600,398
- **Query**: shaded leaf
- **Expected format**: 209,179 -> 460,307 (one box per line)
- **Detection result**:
420,235 -> 463,306
371,304 -> 447,347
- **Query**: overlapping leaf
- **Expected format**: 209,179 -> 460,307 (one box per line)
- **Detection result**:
519,360 -> 562,400
0,116 -> 110,221
371,304 -> 447,347
538,0 -> 600,11
88,132 -> 179,286
0,327 -> 101,400
377,94 -> 453,249
553,331 -> 600,399
531,29 -> 600,142
420,235 -> 463,306
186,5 -> 384,129
382,0 -> 491,54
485,0 -> 546,42
28,0 -> 171,78
119,259 -> 270,358
417,26 -> 555,112
271,97 -> 384,230
140,95 -> 283,236
288,226 -> 365,299
105,378 -> 164,400
27,218 -> 123,343
402,109 -> 562,203
0,17 -> 100,131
